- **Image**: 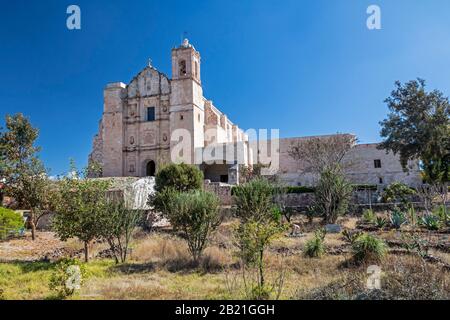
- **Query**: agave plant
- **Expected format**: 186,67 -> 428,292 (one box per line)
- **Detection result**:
375,216 -> 388,229
389,210 -> 407,229
304,228 -> 327,258
432,205 -> 449,226
420,214 -> 441,231
341,230 -> 363,244
362,209 -> 376,224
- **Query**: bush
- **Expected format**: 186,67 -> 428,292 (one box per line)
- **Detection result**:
389,210 -> 407,229
352,233 -> 387,264
381,182 -> 416,210
313,168 -> 353,224
233,178 -> 276,222
49,258 -> 86,299
99,201 -> 143,264
163,190 -> 221,263
154,163 -> 203,193
304,228 -> 326,258
0,207 -> 24,239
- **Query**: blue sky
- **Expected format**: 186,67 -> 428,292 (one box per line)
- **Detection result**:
1,0 -> 450,175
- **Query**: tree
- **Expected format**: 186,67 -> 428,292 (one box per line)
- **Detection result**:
232,178 -> 286,299
100,200 -> 143,264
52,168 -> 110,262
287,134 -> 357,174
233,178 -> 277,223
162,190 -> 222,263
379,79 -> 450,181
0,113 -> 53,240
150,163 -> 204,215
313,167 -> 353,224
154,163 -> 203,193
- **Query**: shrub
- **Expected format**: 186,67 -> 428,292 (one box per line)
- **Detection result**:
361,209 -> 376,224
99,201 -> 143,264
313,168 -> 353,224
154,163 -> 203,193
381,182 -> 416,210
49,258 -> 86,299
352,233 -> 387,264
420,214 -> 441,231
233,178 -> 276,222
233,219 -> 286,299
163,190 -> 221,263
0,207 -> 24,239
389,210 -> 407,229
304,228 -> 326,258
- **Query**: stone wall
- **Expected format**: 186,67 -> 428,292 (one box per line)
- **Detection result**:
204,180 -> 233,206
272,137 -> 422,188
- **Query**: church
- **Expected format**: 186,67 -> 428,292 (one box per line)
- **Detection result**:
89,39 -> 252,184
89,39 -> 421,188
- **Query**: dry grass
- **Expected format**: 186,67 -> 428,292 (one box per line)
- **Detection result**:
0,213 -> 449,300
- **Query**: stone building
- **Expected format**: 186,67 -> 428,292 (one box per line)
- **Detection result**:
89,39 -> 252,183
89,39 -> 421,187
275,136 -> 422,187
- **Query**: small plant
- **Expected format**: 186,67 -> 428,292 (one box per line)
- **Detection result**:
362,209 -> 376,224
49,258 -> 86,299
352,233 -> 387,264
304,228 -> 327,258
375,216 -> 388,229
420,214 -> 441,231
341,230 -> 363,244
389,210 -> 407,229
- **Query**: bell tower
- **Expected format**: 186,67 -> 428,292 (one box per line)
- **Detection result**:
169,39 -> 205,165
171,38 -> 201,84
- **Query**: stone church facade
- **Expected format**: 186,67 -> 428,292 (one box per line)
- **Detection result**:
89,39 -> 252,183
89,39 -> 422,187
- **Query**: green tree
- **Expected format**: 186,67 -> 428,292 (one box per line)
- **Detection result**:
313,167 -> 353,224
52,166 -> 110,262
162,190 -> 221,263
100,200 -> 143,264
0,113 -> 53,240
379,79 -> 450,182
232,178 -> 286,299
233,178 -> 276,223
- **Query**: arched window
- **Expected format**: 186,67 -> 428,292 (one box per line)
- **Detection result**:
179,60 -> 187,76
146,160 -> 156,177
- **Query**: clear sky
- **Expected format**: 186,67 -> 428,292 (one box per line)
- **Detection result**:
1,0 -> 450,175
